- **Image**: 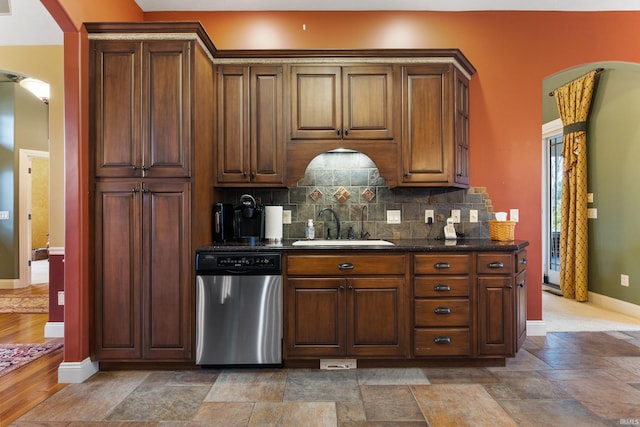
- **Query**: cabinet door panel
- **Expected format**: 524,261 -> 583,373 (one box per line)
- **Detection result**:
401,64 -> 453,184
95,181 -> 142,359
516,270 -> 527,351
286,278 -> 345,357
290,66 -> 341,139
454,71 -> 470,186
142,182 -> 191,359
93,41 -> 142,178
251,66 -> 285,184
343,66 -> 394,139
143,41 -> 191,177
349,278 -> 406,357
217,65 -> 250,183
477,276 -> 514,356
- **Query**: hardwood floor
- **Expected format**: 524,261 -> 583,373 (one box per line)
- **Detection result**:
0,309 -> 65,427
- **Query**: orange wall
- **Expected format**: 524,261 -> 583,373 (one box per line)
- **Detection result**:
45,2 -> 640,363
148,10 -> 640,323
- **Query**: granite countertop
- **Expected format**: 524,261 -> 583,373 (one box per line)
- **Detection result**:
197,239 -> 529,253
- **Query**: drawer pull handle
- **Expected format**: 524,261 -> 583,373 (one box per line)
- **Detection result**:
434,336 -> 451,345
434,284 -> 451,292
434,307 -> 452,315
487,262 -> 504,269
434,262 -> 451,269
338,262 -> 355,270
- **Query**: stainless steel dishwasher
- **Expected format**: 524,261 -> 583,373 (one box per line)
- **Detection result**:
195,251 -> 282,366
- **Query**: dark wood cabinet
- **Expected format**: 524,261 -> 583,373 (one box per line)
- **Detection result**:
216,65 -> 285,185
94,180 -> 191,361
285,254 -> 407,358
92,39 -> 191,179
477,252 -> 527,357
413,254 -> 471,357
289,65 -> 395,140
400,63 -> 470,187
89,23 -> 216,364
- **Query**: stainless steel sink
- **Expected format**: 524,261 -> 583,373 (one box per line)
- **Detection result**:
292,239 -> 395,246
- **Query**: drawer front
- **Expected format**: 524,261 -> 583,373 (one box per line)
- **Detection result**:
414,299 -> 470,327
414,328 -> 470,356
414,254 -> 470,275
287,254 -> 406,276
414,276 -> 469,297
476,253 -> 513,275
516,249 -> 528,274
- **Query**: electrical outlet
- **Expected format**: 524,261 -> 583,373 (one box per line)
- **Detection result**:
621,274 -> 629,287
0,211 -> 9,220
387,210 -> 401,224
282,210 -> 292,224
510,209 -> 519,222
57,291 -> 65,305
469,209 -> 478,223
587,193 -> 594,203
587,208 -> 598,219
451,209 -> 460,223
425,209 -> 434,224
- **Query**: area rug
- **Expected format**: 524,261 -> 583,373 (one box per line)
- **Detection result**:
0,343 -> 63,377
0,295 -> 48,313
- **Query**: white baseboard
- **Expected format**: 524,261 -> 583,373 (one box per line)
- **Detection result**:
526,320 -> 547,336
589,291 -> 640,319
58,358 -> 99,383
44,322 -> 64,338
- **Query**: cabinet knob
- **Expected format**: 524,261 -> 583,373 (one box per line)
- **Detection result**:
518,281 -> 525,288
434,336 -> 451,345
434,284 -> 451,292
141,165 -> 148,171
505,285 -> 513,289
132,165 -> 139,171
487,262 -> 504,269
404,172 -> 409,177
336,129 -> 341,136
344,129 -> 349,136
434,307 -> 452,315
520,258 -> 528,265
251,172 -> 256,178
131,187 -> 139,193
243,171 -> 248,177
338,262 -> 355,270
339,285 -> 345,291
434,262 -> 451,269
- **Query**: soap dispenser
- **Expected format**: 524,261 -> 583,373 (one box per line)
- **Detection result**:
306,219 -> 315,239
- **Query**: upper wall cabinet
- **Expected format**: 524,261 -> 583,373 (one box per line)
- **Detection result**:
290,65 -> 396,140
216,64 -> 285,186
400,63 -> 470,187
92,39 -> 191,178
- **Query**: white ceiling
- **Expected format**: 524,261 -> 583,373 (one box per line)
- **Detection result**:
2,0 -> 640,48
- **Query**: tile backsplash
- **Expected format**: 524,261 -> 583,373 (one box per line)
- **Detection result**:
220,151 -> 493,240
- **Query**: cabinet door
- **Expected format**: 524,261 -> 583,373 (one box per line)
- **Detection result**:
94,180 -> 142,360
142,40 -> 191,178
250,66 -> 285,184
342,66 -> 395,140
401,64 -> 453,185
286,278 -> 346,357
290,66 -> 342,140
92,41 -> 142,178
142,181 -> 192,360
454,70 -> 470,186
348,278 -> 406,357
216,65 -> 250,183
515,270 -> 527,351
477,276 -> 514,356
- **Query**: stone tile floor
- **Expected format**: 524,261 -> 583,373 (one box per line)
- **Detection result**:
12,330 -> 640,426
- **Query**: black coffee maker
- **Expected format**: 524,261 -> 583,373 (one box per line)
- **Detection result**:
234,194 -> 265,244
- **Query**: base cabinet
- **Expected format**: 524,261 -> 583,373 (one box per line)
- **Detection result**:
285,255 -> 407,359
94,181 -> 191,361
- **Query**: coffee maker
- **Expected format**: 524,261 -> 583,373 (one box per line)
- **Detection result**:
234,194 -> 265,244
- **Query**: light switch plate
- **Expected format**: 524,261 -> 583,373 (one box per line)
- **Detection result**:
587,193 -> 594,203
57,291 -> 65,306
282,210 -> 292,224
387,210 -> 401,224
587,208 -> 598,219
469,209 -> 478,223
0,211 -> 9,220
510,209 -> 519,222
451,209 -> 460,223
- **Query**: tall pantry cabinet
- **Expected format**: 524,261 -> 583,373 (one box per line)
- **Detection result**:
88,23 -> 215,363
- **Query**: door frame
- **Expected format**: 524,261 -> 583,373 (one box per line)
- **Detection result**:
542,119 -> 563,286
18,149 -> 49,288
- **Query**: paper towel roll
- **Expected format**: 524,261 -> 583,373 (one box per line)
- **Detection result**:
264,206 -> 283,242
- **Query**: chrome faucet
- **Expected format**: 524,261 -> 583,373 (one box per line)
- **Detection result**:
318,207 -> 341,239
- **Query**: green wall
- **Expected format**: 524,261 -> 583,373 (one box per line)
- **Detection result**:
543,62 -> 640,306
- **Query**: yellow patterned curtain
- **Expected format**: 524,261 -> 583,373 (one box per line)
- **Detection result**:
553,70 -> 597,302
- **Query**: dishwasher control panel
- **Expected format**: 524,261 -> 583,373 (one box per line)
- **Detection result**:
196,252 -> 282,275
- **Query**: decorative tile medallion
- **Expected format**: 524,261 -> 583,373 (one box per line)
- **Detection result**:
333,186 -> 351,203
309,188 -> 323,201
361,187 -> 376,202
